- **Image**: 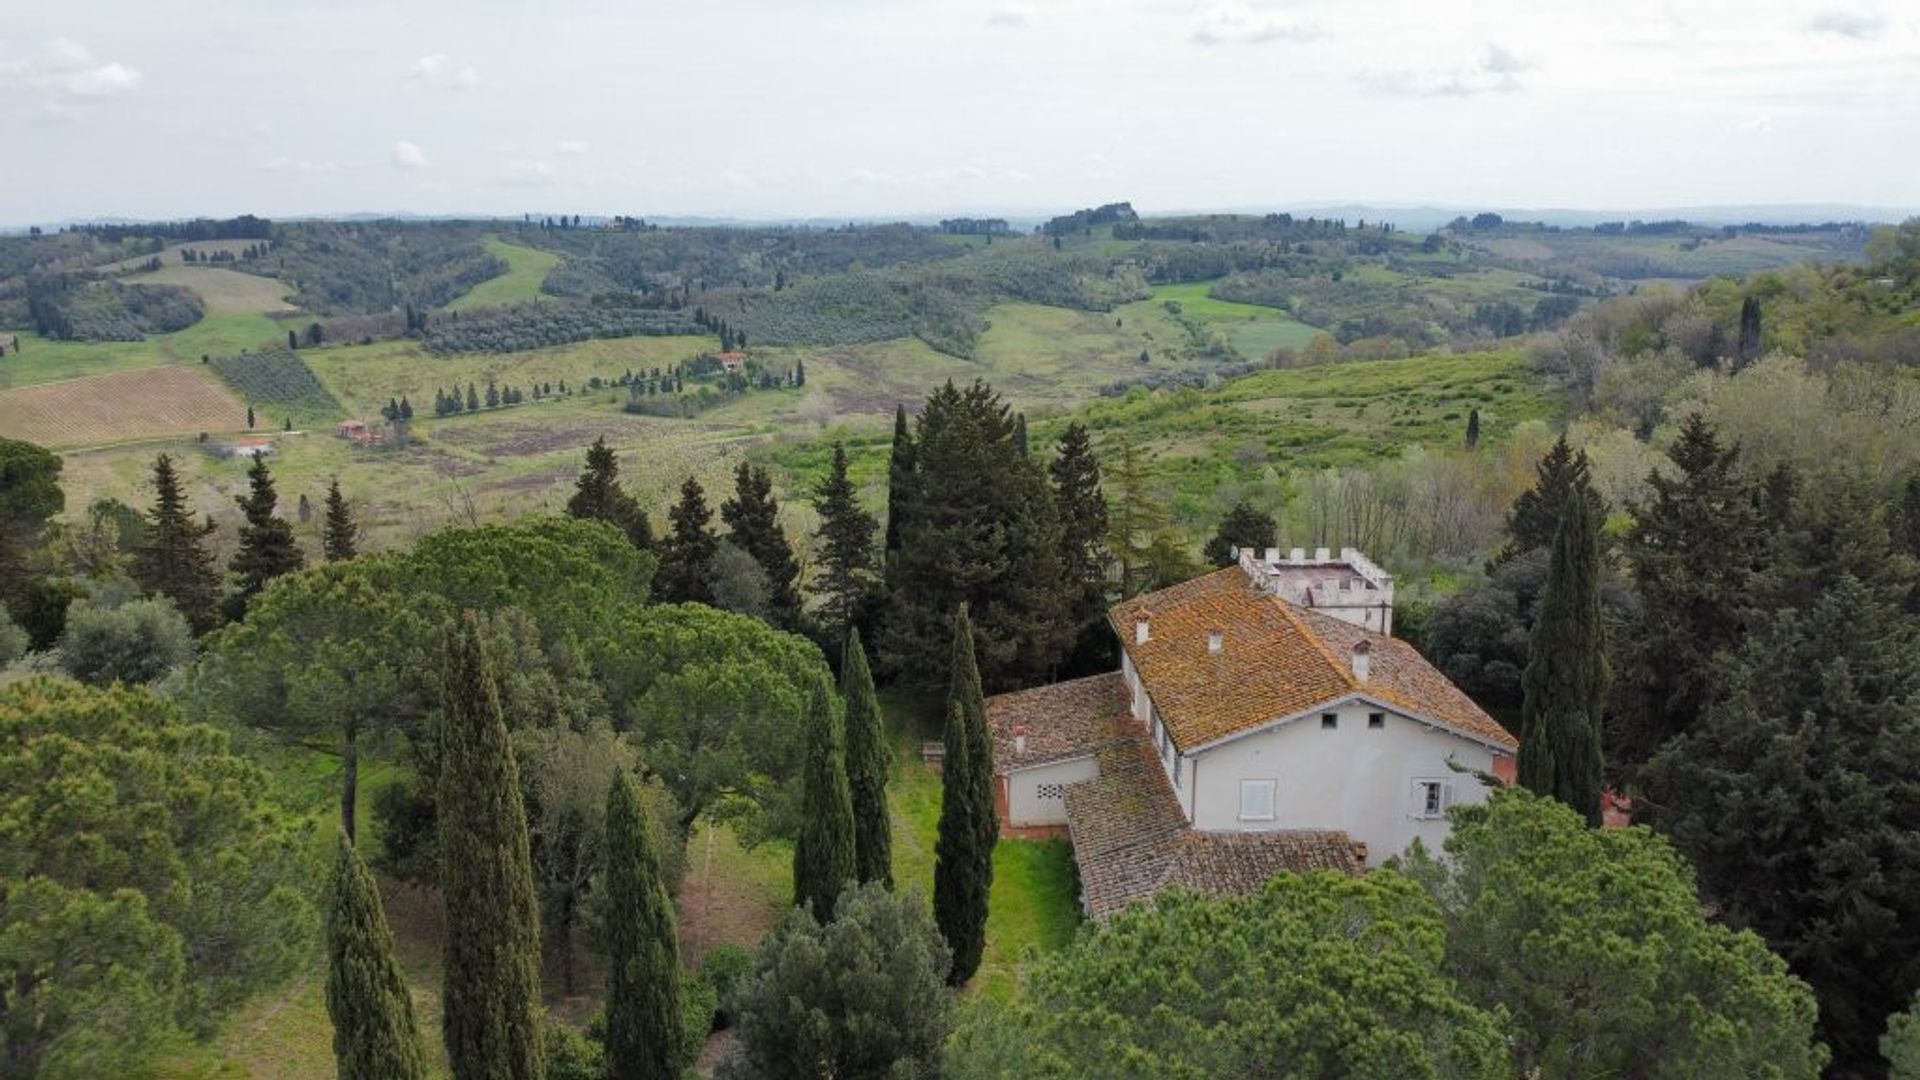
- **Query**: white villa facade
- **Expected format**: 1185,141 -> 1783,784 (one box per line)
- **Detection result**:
987,547 -> 1518,918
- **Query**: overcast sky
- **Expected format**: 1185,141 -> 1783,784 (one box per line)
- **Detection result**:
3,0 -> 1916,223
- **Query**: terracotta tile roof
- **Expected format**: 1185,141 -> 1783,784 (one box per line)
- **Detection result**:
1111,567 -> 1515,753
986,672 -> 1128,773
1063,720 -> 1361,920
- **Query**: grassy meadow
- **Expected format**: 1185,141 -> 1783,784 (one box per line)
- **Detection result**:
444,238 -> 561,311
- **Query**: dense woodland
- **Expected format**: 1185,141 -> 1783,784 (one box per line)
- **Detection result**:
3,213 -> 1920,1077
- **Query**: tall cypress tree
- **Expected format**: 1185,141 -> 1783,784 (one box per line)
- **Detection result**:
812,443 -> 879,645
566,437 -> 653,551
132,453 -> 222,634
721,462 -> 802,628
230,455 -> 305,614
1049,423 -> 1113,676
438,614 -> 544,1080
1490,434 -> 1602,569
323,478 -> 358,562
1517,492 -> 1607,826
934,605 -> 995,984
842,636 -> 892,888
1609,413 -> 1767,780
655,476 -> 718,605
603,770 -> 684,1080
881,381 -> 1067,691
883,405 -> 914,557
326,830 -> 429,1080
792,674 -> 856,919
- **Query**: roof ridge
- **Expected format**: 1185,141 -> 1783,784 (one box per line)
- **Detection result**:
1267,592 -> 1356,693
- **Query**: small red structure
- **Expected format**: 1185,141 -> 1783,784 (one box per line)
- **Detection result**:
715,351 -> 747,373
335,420 -> 385,446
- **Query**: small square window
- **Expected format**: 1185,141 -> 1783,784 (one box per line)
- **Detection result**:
1412,780 -> 1451,819
1240,779 -> 1277,821
1368,713 -> 1385,729
1321,713 -> 1338,730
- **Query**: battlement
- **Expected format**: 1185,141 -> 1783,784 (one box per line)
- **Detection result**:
1236,546 -> 1395,635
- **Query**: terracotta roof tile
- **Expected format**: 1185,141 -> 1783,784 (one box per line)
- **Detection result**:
985,672 -> 1128,773
1111,567 -> 1515,753
1063,719 -> 1361,920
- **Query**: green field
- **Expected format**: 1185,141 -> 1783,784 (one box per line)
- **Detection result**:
0,310 -> 292,389
444,238 -> 562,311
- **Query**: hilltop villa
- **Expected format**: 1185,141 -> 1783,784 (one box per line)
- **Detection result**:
986,546 -> 1518,920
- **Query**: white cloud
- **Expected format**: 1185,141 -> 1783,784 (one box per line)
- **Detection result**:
556,139 -> 591,155
1191,2 -> 1321,46
0,38 -> 142,107
498,158 -> 555,185
1358,42 -> 1532,98
392,140 -> 429,169
407,52 -> 480,89
986,5 -> 1030,29
1808,9 -> 1885,39
1740,113 -> 1774,133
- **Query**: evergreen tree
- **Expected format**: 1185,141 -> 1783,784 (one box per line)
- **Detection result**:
602,770 -> 684,1080
655,476 -> 718,604
794,357 -> 806,387
1465,407 -> 1481,450
229,456 -> 305,613
792,675 -> 856,919
1736,295 -> 1763,365
842,636 -> 892,887
438,614 -> 544,1080
1609,414 -> 1767,780
565,437 -> 653,551
246,404 -> 256,429
466,384 -> 479,412
721,462 -> 802,628
934,606 -> 995,984
1049,423 -> 1113,676
1202,499 -> 1278,568
132,454 -> 221,634
812,442 -> 879,644
1105,437 -> 1195,597
323,478 -> 358,562
1013,413 -> 1030,460
883,405 -> 914,557
881,381 -> 1067,691
399,396 -> 413,421
1516,491 -> 1607,826
1490,434 -> 1602,568
326,831 -> 429,1080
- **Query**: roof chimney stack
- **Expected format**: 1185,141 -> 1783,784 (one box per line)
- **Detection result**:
1012,724 -> 1030,755
1207,630 -> 1223,655
1136,617 -> 1151,645
1351,639 -> 1372,683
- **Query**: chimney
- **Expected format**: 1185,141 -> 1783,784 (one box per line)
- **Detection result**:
1136,616 -> 1151,644
1207,630 -> 1223,655
1351,639 -> 1372,682
1012,724 -> 1030,755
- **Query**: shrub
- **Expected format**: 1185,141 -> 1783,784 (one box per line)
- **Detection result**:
56,595 -> 195,686
699,942 -> 755,1028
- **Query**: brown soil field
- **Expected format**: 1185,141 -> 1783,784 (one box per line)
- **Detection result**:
0,364 -> 248,448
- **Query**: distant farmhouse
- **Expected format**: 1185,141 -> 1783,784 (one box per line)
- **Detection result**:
987,547 -> 1517,920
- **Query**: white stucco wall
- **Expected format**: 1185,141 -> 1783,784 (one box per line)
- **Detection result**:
1186,702 -> 1499,866
1006,757 -> 1100,826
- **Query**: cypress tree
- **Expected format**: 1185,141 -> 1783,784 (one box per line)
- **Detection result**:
1050,422 -> 1113,675
1609,413 -> 1768,778
721,462 -> 802,628
655,476 -> 718,604
812,442 -> 879,644
842,636 -> 892,887
792,674 -> 856,919
438,614 -> 544,1080
1465,407 -> 1481,450
934,605 -> 995,984
323,478 -> 358,562
132,453 -> 222,635
230,455 -> 305,613
883,405 -> 914,557
326,830 -> 429,1080
1517,491 -> 1607,826
1490,434 -> 1602,569
603,770 -> 684,1080
565,437 -> 652,551
1013,413 -> 1030,460
881,381 -> 1067,691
